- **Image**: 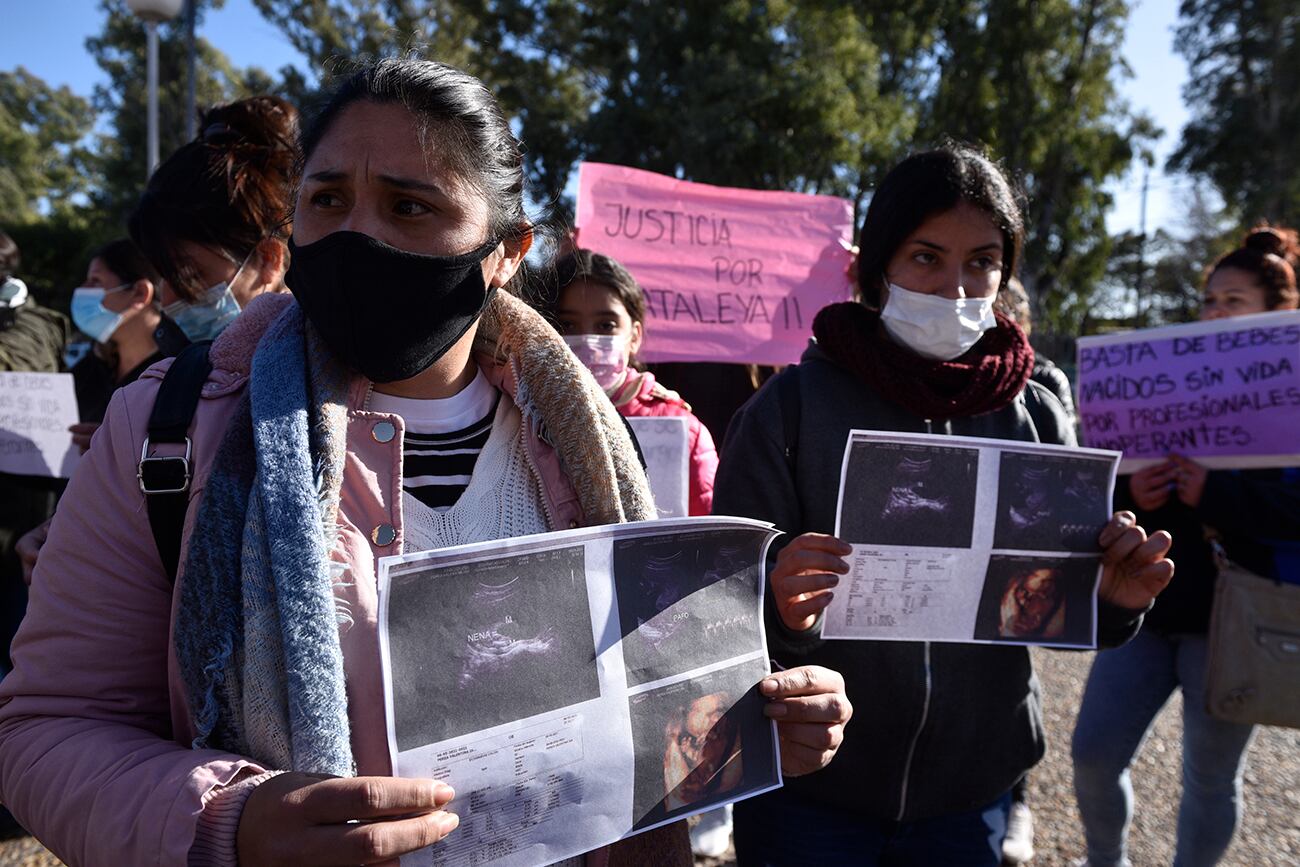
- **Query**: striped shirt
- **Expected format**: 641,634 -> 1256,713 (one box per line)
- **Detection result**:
368,370 -> 500,513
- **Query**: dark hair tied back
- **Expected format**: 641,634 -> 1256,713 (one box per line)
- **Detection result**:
1209,223 -> 1299,311
129,95 -> 300,301
856,143 -> 1024,309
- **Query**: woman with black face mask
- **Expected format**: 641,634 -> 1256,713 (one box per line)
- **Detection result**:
0,60 -> 852,867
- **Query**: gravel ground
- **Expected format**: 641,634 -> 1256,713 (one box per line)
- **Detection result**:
3,649 -> 1295,866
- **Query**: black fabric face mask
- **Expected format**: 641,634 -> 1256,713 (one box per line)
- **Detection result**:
285,231 -> 500,383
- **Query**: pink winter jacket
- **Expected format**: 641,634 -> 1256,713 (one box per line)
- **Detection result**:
0,294 -> 594,865
614,371 -> 719,517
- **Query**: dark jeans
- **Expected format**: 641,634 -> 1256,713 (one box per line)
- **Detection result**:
733,786 -> 1012,866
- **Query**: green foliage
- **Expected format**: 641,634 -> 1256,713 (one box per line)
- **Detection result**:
4,214 -> 110,310
1170,0 -> 1300,227
913,0 -> 1158,340
0,68 -> 99,223
85,0 -> 281,225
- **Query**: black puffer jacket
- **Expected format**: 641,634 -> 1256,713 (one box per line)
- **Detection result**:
713,343 -> 1145,822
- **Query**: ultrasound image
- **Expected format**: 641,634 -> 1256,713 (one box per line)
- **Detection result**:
615,528 -> 766,687
839,442 -> 980,548
629,657 -> 776,829
386,545 -> 601,750
972,554 -> 1100,646
993,453 -> 1112,552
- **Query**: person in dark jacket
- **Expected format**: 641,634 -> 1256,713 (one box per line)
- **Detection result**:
1070,225 -> 1300,867
0,229 -> 68,682
996,275 -> 1077,425
69,239 -> 188,429
713,144 -> 1175,866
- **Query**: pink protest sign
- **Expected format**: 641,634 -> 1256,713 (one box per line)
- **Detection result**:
1077,310 -> 1300,470
575,162 -> 854,365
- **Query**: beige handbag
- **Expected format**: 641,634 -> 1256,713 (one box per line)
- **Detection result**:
1204,560 -> 1300,728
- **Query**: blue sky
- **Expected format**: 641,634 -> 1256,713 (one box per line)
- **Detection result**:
3,0 -> 1192,236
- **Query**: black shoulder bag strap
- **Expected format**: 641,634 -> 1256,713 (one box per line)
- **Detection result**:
138,341 -> 212,582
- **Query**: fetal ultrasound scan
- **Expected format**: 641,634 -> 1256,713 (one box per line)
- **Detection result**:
614,528 -> 765,686
993,453 -> 1112,552
386,545 -> 601,750
972,554 -> 1100,646
628,657 -> 775,829
839,442 -> 980,548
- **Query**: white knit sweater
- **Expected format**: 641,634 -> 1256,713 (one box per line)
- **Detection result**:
401,397 -> 551,553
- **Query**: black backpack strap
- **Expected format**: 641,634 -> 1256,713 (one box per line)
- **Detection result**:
777,364 -> 801,474
138,341 -> 212,582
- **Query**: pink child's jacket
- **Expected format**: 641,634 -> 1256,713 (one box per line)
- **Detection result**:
0,294 -> 592,865
612,370 -> 719,516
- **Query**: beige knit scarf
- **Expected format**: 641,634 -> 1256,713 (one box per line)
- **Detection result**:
475,290 -> 656,526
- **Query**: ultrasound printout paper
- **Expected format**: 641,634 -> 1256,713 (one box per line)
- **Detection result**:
378,517 -> 782,867
824,430 -> 1120,648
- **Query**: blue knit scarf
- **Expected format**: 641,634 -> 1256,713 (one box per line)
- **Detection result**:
173,293 -> 656,776
175,304 -> 356,775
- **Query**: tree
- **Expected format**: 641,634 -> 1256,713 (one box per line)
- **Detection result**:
0,68 -> 99,223
913,0 -> 1159,340
248,0 -> 1151,339
86,0 -> 281,224
1169,0 -> 1300,226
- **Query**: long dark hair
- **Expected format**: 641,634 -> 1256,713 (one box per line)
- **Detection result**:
856,143 -> 1025,308
544,248 -> 647,326
300,59 -> 530,247
129,96 -> 300,301
1207,225 -> 1299,310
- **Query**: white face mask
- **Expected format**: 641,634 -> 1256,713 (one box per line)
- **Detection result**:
879,282 -> 997,361
563,333 -> 629,389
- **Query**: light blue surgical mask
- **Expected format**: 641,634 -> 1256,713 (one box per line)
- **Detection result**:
71,284 -> 131,343
163,258 -> 248,342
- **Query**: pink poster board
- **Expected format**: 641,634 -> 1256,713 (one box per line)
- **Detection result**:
575,162 -> 854,365
1076,310 -> 1300,471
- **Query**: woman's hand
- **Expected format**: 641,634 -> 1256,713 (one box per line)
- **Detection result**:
68,421 -> 100,453
1128,461 -> 1177,511
761,666 -> 852,777
237,773 -> 459,866
1096,511 -> 1175,611
1169,454 -> 1209,508
16,518 -> 51,586
770,533 -> 852,632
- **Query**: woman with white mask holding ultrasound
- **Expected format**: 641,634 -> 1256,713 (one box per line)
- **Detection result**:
714,143 -> 1176,865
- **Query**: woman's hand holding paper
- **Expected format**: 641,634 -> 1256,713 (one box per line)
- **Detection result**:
1096,511 -> 1175,611
760,665 -> 852,777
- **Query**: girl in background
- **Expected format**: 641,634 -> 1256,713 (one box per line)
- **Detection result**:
1071,226 -> 1300,867
546,248 -> 719,517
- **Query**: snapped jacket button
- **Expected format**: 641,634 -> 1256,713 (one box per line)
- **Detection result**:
371,421 -> 397,444
371,523 -> 397,546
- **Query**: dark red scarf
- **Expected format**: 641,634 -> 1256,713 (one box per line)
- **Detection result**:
811,301 -> 1035,421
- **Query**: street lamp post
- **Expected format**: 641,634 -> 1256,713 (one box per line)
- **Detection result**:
126,0 -> 184,178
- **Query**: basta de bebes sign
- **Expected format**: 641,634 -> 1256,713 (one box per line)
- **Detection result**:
575,162 -> 855,366
1076,310 -> 1300,471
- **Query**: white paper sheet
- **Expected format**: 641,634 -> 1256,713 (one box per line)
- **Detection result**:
378,517 -> 783,867
0,371 -> 79,478
823,430 -> 1120,648
627,416 -> 691,518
